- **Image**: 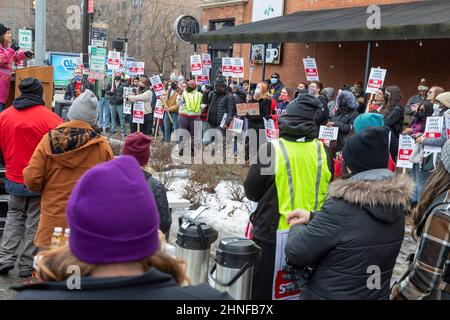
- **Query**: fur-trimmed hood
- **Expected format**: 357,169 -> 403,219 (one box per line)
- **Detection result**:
328,169 -> 414,224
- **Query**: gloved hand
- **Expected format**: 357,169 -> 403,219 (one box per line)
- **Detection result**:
25,51 -> 33,58
10,43 -> 20,51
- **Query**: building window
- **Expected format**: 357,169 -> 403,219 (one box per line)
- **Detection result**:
121,1 -> 128,11
209,19 -> 235,31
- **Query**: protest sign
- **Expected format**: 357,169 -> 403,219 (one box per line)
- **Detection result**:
150,75 -> 165,97
123,87 -> 134,115
424,116 -> 443,139
133,101 -> 145,124
445,110 -> 450,139
202,54 -> 212,69
196,68 -> 210,85
128,62 -> 145,76
319,126 -> 339,141
18,29 -> 33,50
236,103 -> 260,116
154,100 -> 165,120
232,58 -> 244,79
264,118 -> 278,142
229,117 -> 244,134
190,55 -> 202,75
107,51 -> 121,70
366,68 -> 387,94
90,47 -> 106,73
302,58 -> 319,81
220,113 -> 228,129
222,58 -> 234,77
397,135 -> 416,169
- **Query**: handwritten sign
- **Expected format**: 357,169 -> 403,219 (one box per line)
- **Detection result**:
123,87 -> 134,115
236,103 -> 260,116
397,134 -> 416,169
264,118 -> 278,142
319,126 -> 339,141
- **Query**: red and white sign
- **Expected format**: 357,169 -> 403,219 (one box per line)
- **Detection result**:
196,68 -> 210,85
302,58 -> 319,81
232,58 -> 244,79
445,110 -> 450,139
150,75 -> 165,97
202,54 -> 212,69
190,55 -> 202,75
424,116 -> 443,139
154,100 -> 165,120
222,57 -> 234,77
88,0 -> 94,13
128,62 -> 145,76
264,118 -> 278,142
397,135 -> 416,169
107,51 -> 121,70
132,101 -> 145,124
229,117 -> 244,134
366,68 -> 387,94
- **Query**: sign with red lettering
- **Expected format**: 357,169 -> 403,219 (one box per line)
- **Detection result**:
424,116 -> 443,139
232,58 -> 244,79
222,57 -> 233,77
196,68 -> 209,85
190,55 -> 202,75
397,134 -> 416,169
154,100 -> 165,119
107,51 -> 120,70
202,54 -> 211,69
366,68 -> 387,94
132,101 -> 145,124
302,58 -> 319,81
150,75 -> 165,97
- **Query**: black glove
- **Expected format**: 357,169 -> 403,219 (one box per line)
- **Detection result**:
10,43 -> 20,51
25,51 -> 33,58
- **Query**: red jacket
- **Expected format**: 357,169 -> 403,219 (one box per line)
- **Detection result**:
0,105 -> 62,184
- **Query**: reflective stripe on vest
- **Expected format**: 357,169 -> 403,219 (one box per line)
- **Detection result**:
182,91 -> 202,116
274,138 -> 331,231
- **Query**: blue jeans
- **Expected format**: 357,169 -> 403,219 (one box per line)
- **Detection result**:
98,97 -> 110,130
109,104 -> 126,136
411,163 -> 429,204
4,178 -> 40,197
163,112 -> 178,142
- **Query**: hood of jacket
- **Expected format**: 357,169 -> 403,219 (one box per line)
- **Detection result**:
12,94 -> 46,110
327,169 -> 414,224
278,115 -> 317,142
44,120 -> 104,168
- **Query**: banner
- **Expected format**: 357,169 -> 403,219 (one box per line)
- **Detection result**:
302,58 -> 319,81
108,51 -> 121,70
150,75 -> 165,97
123,87 -> 134,115
202,54 -> 212,69
133,101 -> 145,124
236,103 -> 260,116
365,68 -> 387,94
222,57 -> 234,77
232,58 -> 244,79
397,135 -> 416,169
154,100 -> 165,119
190,55 -> 202,75
264,118 -> 278,142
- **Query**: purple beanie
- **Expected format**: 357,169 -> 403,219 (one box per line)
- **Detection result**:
66,156 -> 160,264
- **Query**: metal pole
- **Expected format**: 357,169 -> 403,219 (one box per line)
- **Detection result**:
261,43 -> 267,82
82,0 -> 89,67
363,41 -> 373,91
35,0 -> 46,66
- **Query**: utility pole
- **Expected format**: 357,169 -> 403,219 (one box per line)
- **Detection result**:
82,0 -> 90,68
35,0 -> 46,66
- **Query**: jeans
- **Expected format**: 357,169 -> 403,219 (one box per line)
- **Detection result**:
163,112 -> 179,142
411,163 -> 429,204
178,115 -> 201,154
98,97 -> 110,130
0,195 -> 41,271
109,104 -> 126,137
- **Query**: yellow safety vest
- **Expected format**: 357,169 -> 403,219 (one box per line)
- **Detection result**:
273,138 -> 332,231
182,91 -> 202,116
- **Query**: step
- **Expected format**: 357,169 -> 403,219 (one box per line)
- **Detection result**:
0,195 -> 9,203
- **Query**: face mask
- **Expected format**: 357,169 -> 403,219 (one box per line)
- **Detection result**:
308,88 -> 317,96
271,78 -> 278,85
74,75 -> 82,81
416,111 -> 426,119
171,83 -> 178,90
280,94 -> 288,102
201,85 -> 206,92
115,76 -> 121,81
186,87 -> 195,93
433,103 -> 441,113
255,88 -> 262,96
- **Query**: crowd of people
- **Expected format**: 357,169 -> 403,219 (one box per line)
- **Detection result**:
0,36 -> 449,299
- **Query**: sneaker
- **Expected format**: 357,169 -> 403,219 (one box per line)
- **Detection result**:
19,269 -> 33,278
0,263 -> 14,276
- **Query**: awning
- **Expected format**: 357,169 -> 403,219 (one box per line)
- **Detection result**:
192,0 -> 450,44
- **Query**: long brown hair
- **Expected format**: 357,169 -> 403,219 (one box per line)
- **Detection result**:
36,245 -> 188,285
382,85 -> 402,116
255,82 -> 270,100
413,164 -> 450,232
0,34 -> 8,48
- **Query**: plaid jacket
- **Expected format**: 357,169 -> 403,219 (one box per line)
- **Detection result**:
392,191 -> 450,300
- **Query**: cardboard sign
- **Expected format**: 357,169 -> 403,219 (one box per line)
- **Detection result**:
232,58 -> 244,79
202,54 -> 212,69
229,117 -> 244,134
18,29 -> 33,50
264,118 -> 278,142
154,100 -> 165,119
190,55 -> 202,75
424,116 -> 443,139
319,126 -> 339,141
150,75 -> 165,97
302,58 -> 319,81
123,87 -> 134,115
397,135 -> 416,169
366,68 -> 387,94
236,103 -> 260,116
196,68 -> 209,85
107,51 -> 121,70
222,57 -> 234,77
133,101 -> 145,124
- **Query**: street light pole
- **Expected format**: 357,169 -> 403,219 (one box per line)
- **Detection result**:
35,0 -> 46,66
82,0 -> 90,67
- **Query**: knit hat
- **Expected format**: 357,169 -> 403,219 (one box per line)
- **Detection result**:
67,156 -> 160,264
0,24 -> 9,37
285,94 -> 320,120
436,92 -> 450,109
353,113 -> 385,133
187,79 -> 196,89
122,132 -> 152,166
418,78 -> 429,91
336,90 -> 358,110
18,78 -> 44,98
441,140 -> 450,173
68,89 -> 98,126
322,87 -> 335,101
343,127 -> 390,174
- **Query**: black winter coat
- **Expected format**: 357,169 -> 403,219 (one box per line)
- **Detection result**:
315,94 -> 330,126
64,77 -> 94,100
206,91 -> 227,127
332,109 -> 359,151
285,169 -> 413,300
14,268 -> 231,300
384,106 -> 404,160
269,81 -> 284,102
246,98 -> 272,131
217,93 -> 237,127
106,81 -> 128,106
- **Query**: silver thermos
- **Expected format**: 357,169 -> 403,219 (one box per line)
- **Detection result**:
208,237 -> 261,300
175,216 -> 218,285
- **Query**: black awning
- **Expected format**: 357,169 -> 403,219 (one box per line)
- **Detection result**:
192,0 -> 450,44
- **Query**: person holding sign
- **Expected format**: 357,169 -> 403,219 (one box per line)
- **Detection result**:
0,23 -> 33,112
127,76 -> 154,135
162,81 -> 179,142
328,90 -> 359,152
382,86 -> 404,161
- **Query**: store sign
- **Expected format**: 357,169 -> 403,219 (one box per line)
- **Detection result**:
251,43 -> 282,65
18,29 -> 33,50
91,25 -> 108,47
252,0 -> 285,22
173,15 -> 200,44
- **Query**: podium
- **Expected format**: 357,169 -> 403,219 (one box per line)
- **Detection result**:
6,66 -> 54,110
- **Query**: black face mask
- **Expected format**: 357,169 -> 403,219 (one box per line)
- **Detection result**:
115,76 -> 121,81
186,87 -> 195,93
171,83 -> 177,90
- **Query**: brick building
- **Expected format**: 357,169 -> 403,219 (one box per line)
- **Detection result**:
196,0 -> 450,101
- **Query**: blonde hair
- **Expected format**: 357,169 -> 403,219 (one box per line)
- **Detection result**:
255,82 -> 270,100
35,245 -> 188,285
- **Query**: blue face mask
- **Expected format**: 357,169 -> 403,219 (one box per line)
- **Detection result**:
74,75 -> 82,81
271,78 -> 278,85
